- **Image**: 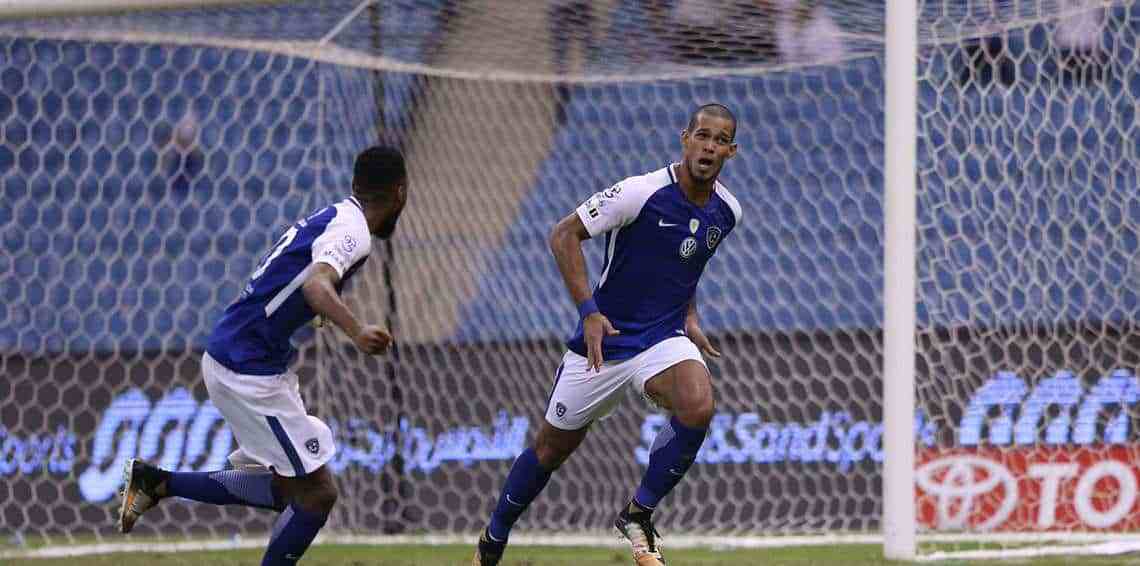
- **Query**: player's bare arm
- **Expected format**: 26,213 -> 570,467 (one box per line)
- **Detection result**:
684,297 -> 721,359
549,212 -> 619,372
303,256 -> 392,355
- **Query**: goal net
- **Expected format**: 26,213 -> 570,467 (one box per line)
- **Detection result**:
911,0 -> 1140,559
0,0 -> 1136,560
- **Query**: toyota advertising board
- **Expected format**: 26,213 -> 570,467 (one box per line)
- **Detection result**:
917,446 -> 1140,532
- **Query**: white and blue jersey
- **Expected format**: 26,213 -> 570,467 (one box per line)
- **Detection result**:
207,196 -> 372,375
566,164 -> 742,361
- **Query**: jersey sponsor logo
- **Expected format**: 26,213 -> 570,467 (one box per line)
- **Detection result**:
689,218 -> 700,234
679,237 -> 698,259
305,438 -> 320,455
658,219 -> 678,227
706,226 -> 722,249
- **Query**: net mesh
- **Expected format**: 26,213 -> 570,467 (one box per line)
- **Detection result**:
914,0 -> 1140,549
0,0 -> 1137,555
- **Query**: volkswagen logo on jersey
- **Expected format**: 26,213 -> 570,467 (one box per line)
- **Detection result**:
706,226 -> 722,249
679,236 -> 698,259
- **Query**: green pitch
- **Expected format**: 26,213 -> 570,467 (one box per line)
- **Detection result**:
8,544 -> 1140,565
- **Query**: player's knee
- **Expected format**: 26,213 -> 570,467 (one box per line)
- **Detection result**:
533,441 -> 569,470
533,431 -> 577,470
293,473 -> 338,515
304,482 -> 338,515
677,395 -> 715,429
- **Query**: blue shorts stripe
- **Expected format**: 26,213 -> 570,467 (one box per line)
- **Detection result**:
265,415 -> 306,477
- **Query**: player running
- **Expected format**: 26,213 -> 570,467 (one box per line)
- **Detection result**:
118,146 -> 408,566
474,104 -> 741,566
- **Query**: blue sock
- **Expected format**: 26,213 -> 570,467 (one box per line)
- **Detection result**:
487,448 -> 553,542
166,470 -> 281,511
633,417 -> 707,511
261,504 -> 327,566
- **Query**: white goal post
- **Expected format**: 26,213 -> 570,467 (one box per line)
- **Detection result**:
883,0 -> 918,560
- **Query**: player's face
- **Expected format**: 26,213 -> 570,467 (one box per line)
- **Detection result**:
372,181 -> 407,239
682,114 -> 737,183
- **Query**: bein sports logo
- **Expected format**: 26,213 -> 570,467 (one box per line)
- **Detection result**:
959,369 -> 1139,446
78,388 -> 529,503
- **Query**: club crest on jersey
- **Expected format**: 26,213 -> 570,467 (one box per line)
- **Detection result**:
689,219 -> 700,234
305,438 -> 320,455
706,226 -> 722,250
679,236 -> 698,259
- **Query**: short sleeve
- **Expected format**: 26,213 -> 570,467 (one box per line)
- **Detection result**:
715,184 -> 743,228
311,207 -> 371,278
574,181 -> 652,238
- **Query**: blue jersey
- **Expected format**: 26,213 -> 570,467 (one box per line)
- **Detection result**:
566,164 -> 742,360
207,197 -> 372,375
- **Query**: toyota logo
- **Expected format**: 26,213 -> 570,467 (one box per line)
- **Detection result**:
916,455 -> 1019,530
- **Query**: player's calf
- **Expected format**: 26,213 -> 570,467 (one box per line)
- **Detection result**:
261,466 -> 338,566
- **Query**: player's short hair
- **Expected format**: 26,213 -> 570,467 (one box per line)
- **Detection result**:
687,103 -> 737,141
353,145 -> 406,201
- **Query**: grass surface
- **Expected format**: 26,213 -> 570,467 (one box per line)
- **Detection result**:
9,544 -> 1140,565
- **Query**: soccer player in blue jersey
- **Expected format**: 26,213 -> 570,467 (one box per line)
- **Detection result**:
117,146 -> 408,565
473,104 -> 741,566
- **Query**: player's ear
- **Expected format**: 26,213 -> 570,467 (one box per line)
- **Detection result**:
727,141 -> 738,159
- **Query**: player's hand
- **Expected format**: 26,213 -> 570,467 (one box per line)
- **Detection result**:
352,324 -> 392,355
584,312 -> 620,373
685,323 -> 721,359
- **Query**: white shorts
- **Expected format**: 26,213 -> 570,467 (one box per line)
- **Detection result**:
201,352 -> 335,477
544,337 -> 705,431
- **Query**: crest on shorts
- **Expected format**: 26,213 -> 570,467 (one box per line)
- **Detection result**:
679,236 -> 698,259
555,402 -> 567,419
305,438 -> 320,455
706,226 -> 722,250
